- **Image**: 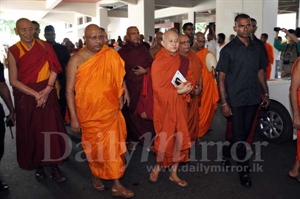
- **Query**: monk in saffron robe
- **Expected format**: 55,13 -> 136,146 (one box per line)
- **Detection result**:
192,32 -> 219,143
66,24 -> 134,198
118,26 -> 154,149
178,34 -> 203,142
8,18 -> 67,182
260,33 -> 274,80
149,32 -> 163,58
288,57 -> 300,183
150,30 -> 193,187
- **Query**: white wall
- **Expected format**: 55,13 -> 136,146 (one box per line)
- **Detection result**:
107,17 -> 129,40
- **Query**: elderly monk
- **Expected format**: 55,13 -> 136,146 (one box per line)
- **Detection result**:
149,32 -> 163,58
192,32 -> 219,144
150,30 -> 193,187
66,24 -> 134,198
288,57 -> 300,183
8,18 -> 67,182
118,26 -> 155,149
178,34 -> 203,142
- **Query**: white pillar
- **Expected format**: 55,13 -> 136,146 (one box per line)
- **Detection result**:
128,0 -> 155,39
216,0 -> 278,78
188,11 -> 195,26
99,8 -> 108,31
262,0 -> 278,79
298,0 -> 300,27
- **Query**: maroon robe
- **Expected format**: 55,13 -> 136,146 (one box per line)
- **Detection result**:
9,40 -> 67,170
118,42 -> 155,146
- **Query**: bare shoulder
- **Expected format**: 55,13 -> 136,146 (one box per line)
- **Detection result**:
68,49 -> 88,69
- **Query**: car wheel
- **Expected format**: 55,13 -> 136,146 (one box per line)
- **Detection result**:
256,100 -> 293,144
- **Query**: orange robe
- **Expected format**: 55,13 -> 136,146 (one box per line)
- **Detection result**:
265,42 -> 274,80
196,48 -> 219,138
75,45 -> 127,179
152,48 -> 193,167
291,58 -> 300,162
187,51 -> 202,142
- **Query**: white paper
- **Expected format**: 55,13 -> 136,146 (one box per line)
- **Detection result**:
171,70 -> 187,86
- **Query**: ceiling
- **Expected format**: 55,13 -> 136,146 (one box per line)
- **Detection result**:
0,0 -> 298,23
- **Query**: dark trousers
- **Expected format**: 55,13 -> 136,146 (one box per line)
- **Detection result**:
59,87 -> 66,121
0,117 -> 5,161
223,104 -> 259,174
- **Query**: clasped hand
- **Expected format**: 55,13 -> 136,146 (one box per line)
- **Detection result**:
133,66 -> 147,76
35,86 -> 52,108
175,80 -> 193,94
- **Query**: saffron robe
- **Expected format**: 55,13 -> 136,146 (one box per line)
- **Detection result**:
265,42 -> 274,80
118,42 -> 155,146
196,48 -> 219,138
187,51 -> 203,142
152,48 -> 192,167
9,39 -> 66,170
291,58 -> 300,162
75,45 -> 127,179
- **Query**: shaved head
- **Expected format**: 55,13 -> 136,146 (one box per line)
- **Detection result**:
161,30 -> 179,54
15,18 -> 34,45
193,32 -> 206,51
169,27 -> 178,34
83,24 -> 105,53
84,24 -> 102,36
126,26 -> 140,44
179,34 -> 189,40
178,34 -> 190,55
155,31 -> 163,45
16,18 -> 31,29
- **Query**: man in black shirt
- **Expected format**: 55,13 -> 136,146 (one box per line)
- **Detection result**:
216,13 -> 269,188
44,25 -> 70,122
250,18 -> 268,59
0,61 -> 15,191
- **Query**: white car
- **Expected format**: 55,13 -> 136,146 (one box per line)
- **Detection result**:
257,78 -> 297,143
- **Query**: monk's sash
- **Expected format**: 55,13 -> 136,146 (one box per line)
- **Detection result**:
9,39 -> 61,84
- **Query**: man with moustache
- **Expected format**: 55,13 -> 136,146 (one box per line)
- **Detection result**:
216,13 -> 269,188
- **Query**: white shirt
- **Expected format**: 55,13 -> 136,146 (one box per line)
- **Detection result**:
216,42 -> 226,61
205,39 -> 217,56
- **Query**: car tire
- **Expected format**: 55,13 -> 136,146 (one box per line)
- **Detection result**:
256,99 -> 293,144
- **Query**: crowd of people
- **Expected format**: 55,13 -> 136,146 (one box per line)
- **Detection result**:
0,13 -> 299,198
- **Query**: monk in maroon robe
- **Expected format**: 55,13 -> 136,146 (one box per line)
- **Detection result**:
118,26 -> 155,149
8,18 -> 67,182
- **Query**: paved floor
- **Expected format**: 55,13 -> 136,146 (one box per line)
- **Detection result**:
0,68 -> 300,199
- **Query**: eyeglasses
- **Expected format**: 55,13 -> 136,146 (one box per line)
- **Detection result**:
179,41 -> 191,45
88,35 -> 104,41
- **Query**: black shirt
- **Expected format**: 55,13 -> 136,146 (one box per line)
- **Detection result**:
0,61 -> 5,83
253,34 -> 268,60
50,43 -> 70,87
216,36 -> 268,107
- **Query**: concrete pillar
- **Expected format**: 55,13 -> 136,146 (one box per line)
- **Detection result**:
98,8 -> 108,31
216,0 -> 278,78
262,0 -> 278,79
128,0 -> 155,39
188,11 -> 195,27
298,0 -> 300,27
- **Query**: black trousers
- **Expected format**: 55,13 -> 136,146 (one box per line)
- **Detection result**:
223,104 -> 259,174
0,117 -> 5,161
59,87 -> 66,121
